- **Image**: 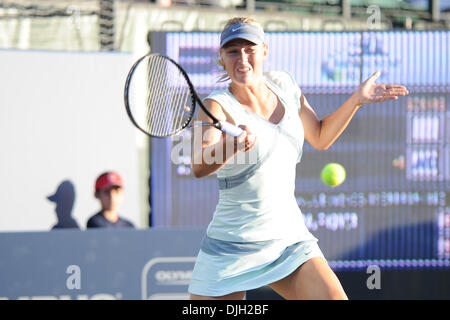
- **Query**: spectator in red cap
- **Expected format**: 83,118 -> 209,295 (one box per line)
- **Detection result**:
86,171 -> 134,228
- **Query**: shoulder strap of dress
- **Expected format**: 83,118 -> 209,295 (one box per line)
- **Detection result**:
264,71 -> 302,112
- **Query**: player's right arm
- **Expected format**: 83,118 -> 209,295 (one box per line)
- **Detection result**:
191,99 -> 255,178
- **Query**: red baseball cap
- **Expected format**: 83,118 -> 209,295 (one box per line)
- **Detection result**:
95,172 -> 124,191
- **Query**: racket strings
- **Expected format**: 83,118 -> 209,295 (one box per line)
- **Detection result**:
171,67 -> 191,131
149,57 -> 168,135
147,56 -> 169,135
143,55 -> 192,136
165,61 -> 190,134
165,60 -> 183,133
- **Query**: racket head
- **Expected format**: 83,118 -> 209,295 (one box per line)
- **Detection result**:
124,54 -> 197,138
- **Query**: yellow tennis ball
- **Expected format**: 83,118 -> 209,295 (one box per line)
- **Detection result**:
321,163 -> 346,187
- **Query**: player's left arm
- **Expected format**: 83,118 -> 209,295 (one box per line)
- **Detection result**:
299,71 -> 408,151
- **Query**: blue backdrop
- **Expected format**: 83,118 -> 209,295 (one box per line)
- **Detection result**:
0,228 -> 204,300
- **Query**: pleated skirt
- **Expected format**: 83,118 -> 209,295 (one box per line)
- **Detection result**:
188,235 -> 325,297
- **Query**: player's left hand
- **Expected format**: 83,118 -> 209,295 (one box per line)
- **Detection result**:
356,71 -> 409,105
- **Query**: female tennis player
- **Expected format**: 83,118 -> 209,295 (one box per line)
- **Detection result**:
188,17 -> 408,300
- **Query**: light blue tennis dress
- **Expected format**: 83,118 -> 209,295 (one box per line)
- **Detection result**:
188,71 -> 325,297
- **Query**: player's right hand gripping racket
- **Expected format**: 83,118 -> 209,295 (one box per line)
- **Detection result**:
124,53 -> 244,138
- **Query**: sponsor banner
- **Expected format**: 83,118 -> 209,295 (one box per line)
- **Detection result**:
0,228 -> 204,300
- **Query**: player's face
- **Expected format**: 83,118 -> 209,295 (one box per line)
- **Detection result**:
220,39 -> 267,86
97,186 -> 124,212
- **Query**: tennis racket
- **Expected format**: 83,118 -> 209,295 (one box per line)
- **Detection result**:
124,53 -> 244,138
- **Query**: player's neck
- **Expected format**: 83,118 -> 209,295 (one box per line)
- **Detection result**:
229,80 -> 269,106
230,81 -> 273,116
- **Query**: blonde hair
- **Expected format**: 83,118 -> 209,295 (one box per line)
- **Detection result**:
216,17 -> 263,83
222,17 -> 261,33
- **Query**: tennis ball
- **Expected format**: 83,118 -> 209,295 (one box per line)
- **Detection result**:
321,163 -> 346,187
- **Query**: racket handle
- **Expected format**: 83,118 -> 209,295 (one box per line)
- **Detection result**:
218,121 -> 244,137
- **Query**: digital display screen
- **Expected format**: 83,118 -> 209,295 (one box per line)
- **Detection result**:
149,31 -> 450,270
